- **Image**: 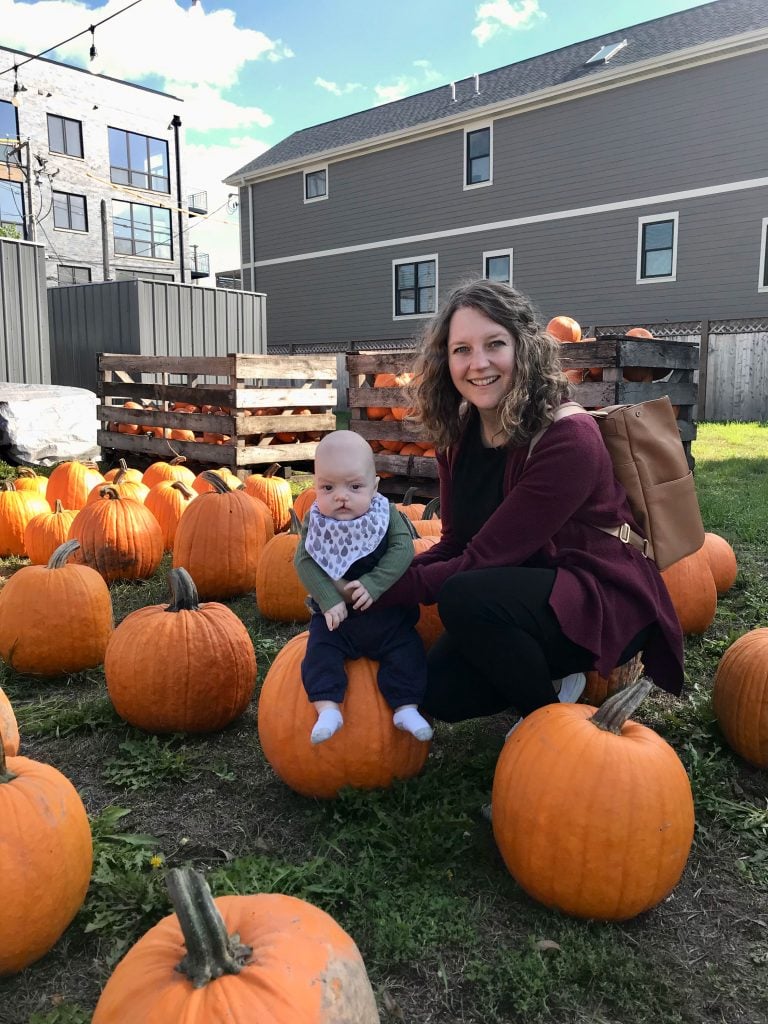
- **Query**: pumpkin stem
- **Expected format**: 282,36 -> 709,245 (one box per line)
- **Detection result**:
423,496 -> 441,520
165,567 -> 200,612
54,499 -> 64,514
167,868 -> 253,987
397,510 -> 419,539
200,471 -> 232,494
170,456 -> 187,466
401,486 -> 418,505
590,677 -> 655,735
17,467 -> 36,478
288,507 -> 302,534
3,480 -> 16,491
170,481 -> 195,499
47,539 -> 81,569
99,485 -> 121,501
264,463 -> 281,478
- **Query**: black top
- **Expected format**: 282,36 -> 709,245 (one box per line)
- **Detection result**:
451,413 -> 508,546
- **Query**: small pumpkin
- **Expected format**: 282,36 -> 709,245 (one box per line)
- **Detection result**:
91,867 -> 380,1023
395,486 -> 426,522
660,546 -> 717,634
622,327 -> 655,383
142,456 -> 196,491
257,631 -> 429,798
0,482 -> 50,556
69,488 -> 164,583
103,459 -> 144,484
492,680 -> 695,920
546,315 -> 581,342
712,628 -> 768,768
13,467 -> 48,496
582,651 -> 644,706
23,499 -> 77,565
46,460 -> 105,511
145,480 -> 197,551
255,509 -> 310,623
0,687 -> 19,756
293,485 -> 316,523
192,466 -> 240,495
244,463 -> 292,532
702,532 -> 738,595
87,469 -> 149,506
105,568 -> 256,733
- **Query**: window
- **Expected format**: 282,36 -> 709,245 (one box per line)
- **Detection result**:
47,114 -> 83,158
57,265 -> 91,285
304,166 -> 328,203
0,100 -> 19,163
112,200 -> 172,260
637,213 -> 678,283
464,124 -> 492,188
393,256 -> 437,319
759,218 -> 768,293
483,249 -> 513,284
108,128 -> 170,193
53,192 -> 88,232
114,268 -> 174,282
0,180 -> 24,234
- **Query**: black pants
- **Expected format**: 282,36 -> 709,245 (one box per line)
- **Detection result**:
422,567 -> 647,723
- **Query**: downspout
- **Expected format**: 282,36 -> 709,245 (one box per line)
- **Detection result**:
171,114 -> 185,283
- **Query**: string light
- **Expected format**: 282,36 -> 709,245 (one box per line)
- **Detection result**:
89,27 -> 97,64
11,66 -> 28,107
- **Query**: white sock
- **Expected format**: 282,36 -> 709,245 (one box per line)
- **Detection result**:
505,717 -> 522,739
555,672 -> 587,703
311,707 -> 344,744
393,705 -> 433,741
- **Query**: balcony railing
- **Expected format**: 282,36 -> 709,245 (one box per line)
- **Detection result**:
187,191 -> 208,215
190,251 -> 210,279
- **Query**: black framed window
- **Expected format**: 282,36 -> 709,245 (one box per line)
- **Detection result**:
47,114 -> 83,157
484,252 -> 511,283
305,168 -> 327,200
640,219 -> 675,278
762,221 -> 768,289
466,127 -> 490,185
0,180 -> 24,234
57,265 -> 91,285
108,128 -> 170,193
53,192 -> 88,232
394,259 -> 436,316
114,268 -> 174,282
0,100 -> 19,163
113,200 -> 172,260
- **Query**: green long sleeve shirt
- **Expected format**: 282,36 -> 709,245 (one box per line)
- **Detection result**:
294,503 -> 414,613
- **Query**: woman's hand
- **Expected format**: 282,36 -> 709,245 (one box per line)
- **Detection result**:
324,601 -> 348,631
344,580 -> 373,611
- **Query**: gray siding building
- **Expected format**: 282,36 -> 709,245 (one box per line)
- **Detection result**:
225,0 -> 768,347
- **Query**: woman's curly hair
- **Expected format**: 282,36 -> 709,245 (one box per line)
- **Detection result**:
409,279 -> 570,450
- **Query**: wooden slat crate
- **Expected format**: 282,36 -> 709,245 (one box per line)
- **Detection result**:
97,352 -> 340,474
345,337 -> 700,498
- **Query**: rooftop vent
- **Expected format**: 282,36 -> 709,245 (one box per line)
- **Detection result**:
584,39 -> 627,66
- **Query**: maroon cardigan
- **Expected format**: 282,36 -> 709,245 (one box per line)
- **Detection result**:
377,414 -> 684,694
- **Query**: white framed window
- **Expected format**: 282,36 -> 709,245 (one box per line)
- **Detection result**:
758,217 -> 768,293
483,248 -> 513,284
636,212 -> 678,283
464,123 -> 492,190
392,254 -> 437,320
303,165 -> 328,204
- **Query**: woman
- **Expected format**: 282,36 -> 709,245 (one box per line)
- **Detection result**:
369,279 -> 683,725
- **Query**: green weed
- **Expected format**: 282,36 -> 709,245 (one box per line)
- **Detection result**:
15,694 -> 121,738
29,1007 -> 90,1024
102,734 -> 199,790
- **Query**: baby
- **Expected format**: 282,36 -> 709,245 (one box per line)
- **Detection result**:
294,430 -> 433,745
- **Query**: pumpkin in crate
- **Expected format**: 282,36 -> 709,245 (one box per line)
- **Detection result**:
244,463 -> 292,532
46,460 -> 105,511
103,459 -> 143,484
660,546 -> 717,635
0,540 -> 113,675
492,680 -> 694,920
114,400 -> 143,435
255,510 -> 310,623
145,480 -> 196,551
91,867 -> 380,1024
377,412 -> 403,453
0,687 -> 19,755
621,327 -> 655,383
712,628 -> 768,768
69,488 -> 163,583
0,739 -> 92,975
546,315 -> 585,385
258,631 -> 430,798
702,532 -> 738,595
293,485 -> 316,523
105,568 -> 256,733
23,499 -> 77,565
173,472 -> 271,599
142,456 -> 196,491
0,482 -> 50,557
13,467 -> 48,497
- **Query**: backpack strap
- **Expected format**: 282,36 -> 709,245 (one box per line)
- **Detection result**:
527,403 -> 649,558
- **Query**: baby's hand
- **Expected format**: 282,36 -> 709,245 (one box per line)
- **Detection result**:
324,601 -> 348,631
344,580 -> 373,611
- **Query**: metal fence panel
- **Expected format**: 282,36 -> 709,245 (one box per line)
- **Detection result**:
0,238 -> 51,384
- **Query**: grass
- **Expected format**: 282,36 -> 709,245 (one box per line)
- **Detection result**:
0,423 -> 767,1024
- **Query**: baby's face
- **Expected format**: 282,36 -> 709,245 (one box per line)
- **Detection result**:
314,448 -> 378,521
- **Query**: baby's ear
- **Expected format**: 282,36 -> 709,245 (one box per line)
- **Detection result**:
373,477 -> 380,492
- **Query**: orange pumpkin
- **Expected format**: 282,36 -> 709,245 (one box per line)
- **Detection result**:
0,740 -> 92,975
69,488 -> 164,583
142,456 -> 196,491
104,459 -> 143,484
581,652 -> 644,706
293,485 -> 316,523
0,483 -> 50,556
145,480 -> 197,551
702,532 -> 737,595
105,568 -> 256,733
255,510 -> 310,623
0,687 -> 19,756
46,461 -> 105,511
12,467 -> 48,497
257,631 -> 430,798
660,547 -> 717,634
395,486 -> 426,522
192,467 -> 240,495
546,315 -> 581,342
712,628 -> 768,769
244,463 -> 292,532
87,469 -> 149,506
0,539 -> 113,675
23,499 -> 77,565
492,680 -> 695,920
623,327 -> 655,383
91,867 -> 379,1023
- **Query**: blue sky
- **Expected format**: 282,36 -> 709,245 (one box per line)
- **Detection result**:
2,0 -> 709,274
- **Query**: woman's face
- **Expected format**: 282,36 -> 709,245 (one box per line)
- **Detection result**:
446,305 -> 516,415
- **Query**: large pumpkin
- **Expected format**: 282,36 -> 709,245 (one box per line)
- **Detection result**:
92,867 -> 380,1023
173,472 -> 271,599
702,532 -> 738,595
257,631 -> 429,798
23,499 -> 77,565
712,628 -> 768,768
68,488 -> 164,583
105,568 -> 256,733
46,460 -> 104,511
0,483 -> 50,556
0,540 -> 113,675
0,687 -> 19,756
255,510 -> 310,623
243,462 -> 292,533
660,546 -> 717,634
0,741 -> 92,975
492,680 -> 694,920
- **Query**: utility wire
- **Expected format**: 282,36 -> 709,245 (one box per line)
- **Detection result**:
0,0 -> 146,78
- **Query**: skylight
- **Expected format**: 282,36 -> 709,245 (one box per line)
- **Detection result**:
584,39 -> 628,66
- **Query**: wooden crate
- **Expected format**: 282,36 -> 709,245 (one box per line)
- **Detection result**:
97,353 -> 340,475
345,336 -> 700,497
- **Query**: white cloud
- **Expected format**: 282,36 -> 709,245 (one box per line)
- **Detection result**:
167,83 -> 272,134
373,59 -> 443,105
314,76 -> 362,97
472,0 -> 546,46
